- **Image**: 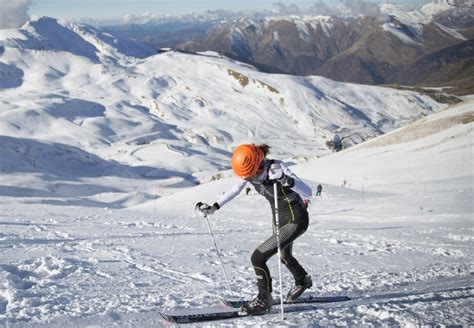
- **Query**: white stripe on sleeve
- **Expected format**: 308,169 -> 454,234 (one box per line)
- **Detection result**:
216,179 -> 248,208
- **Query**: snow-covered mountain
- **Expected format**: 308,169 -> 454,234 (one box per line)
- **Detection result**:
2,17 -> 155,60
0,16 -> 447,205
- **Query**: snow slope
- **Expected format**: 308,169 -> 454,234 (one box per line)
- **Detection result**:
379,3 -> 465,44
0,100 -> 472,326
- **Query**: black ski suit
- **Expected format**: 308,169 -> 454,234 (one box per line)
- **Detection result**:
216,159 -> 311,294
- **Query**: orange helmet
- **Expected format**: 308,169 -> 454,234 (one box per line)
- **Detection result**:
231,144 -> 264,179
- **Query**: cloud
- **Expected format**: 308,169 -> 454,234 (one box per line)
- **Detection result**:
343,0 -> 383,17
269,1 -> 386,18
272,2 -> 301,15
0,0 -> 32,29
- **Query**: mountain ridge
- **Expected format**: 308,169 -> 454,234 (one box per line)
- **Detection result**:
104,2 -> 473,95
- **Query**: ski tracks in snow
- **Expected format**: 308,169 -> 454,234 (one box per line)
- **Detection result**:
0,202 -> 252,324
293,276 -> 474,327
0,196 -> 472,326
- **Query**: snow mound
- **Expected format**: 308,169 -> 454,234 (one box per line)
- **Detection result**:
0,256 -> 90,321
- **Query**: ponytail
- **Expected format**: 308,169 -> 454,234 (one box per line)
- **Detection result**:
258,144 -> 271,157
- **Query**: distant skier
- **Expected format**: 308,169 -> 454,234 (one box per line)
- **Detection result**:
316,184 -> 322,197
196,144 -> 313,315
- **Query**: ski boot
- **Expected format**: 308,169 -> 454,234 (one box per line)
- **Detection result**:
239,291 -> 273,315
286,275 -> 313,302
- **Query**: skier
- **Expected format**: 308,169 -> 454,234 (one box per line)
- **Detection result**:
196,143 -> 313,315
316,184 -> 322,197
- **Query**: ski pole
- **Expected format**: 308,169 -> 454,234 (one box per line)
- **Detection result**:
273,182 -> 285,321
203,214 -> 232,294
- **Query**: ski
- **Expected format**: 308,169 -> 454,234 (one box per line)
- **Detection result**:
221,294 -> 351,308
160,308 -> 241,324
160,303 -> 316,324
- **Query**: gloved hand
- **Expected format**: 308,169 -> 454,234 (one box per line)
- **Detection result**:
268,163 -> 284,181
195,202 -> 220,215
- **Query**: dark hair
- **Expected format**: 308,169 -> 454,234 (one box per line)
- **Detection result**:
258,144 -> 271,156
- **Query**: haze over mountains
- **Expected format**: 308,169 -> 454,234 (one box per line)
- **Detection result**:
106,1 -> 474,95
